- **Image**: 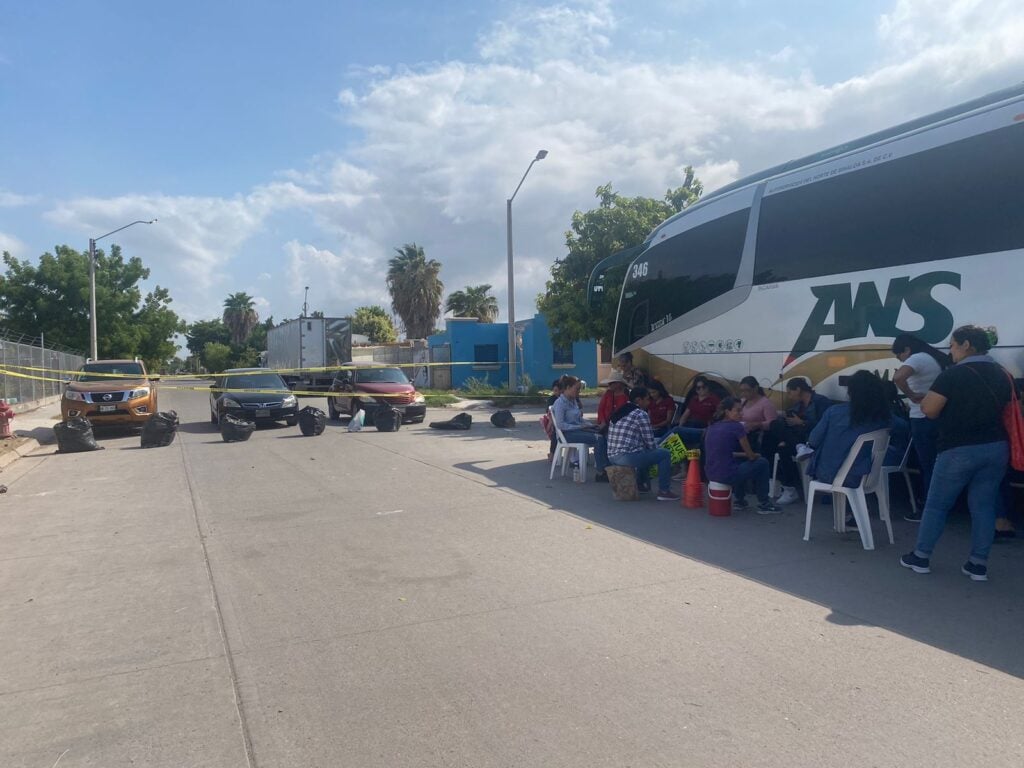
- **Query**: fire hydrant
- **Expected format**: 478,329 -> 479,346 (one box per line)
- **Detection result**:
0,400 -> 14,439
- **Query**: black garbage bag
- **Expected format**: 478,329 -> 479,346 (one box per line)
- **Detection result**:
374,406 -> 402,432
490,410 -> 516,428
140,411 -> 179,448
54,417 -> 104,453
220,413 -> 256,443
298,406 -> 327,436
429,412 -> 472,430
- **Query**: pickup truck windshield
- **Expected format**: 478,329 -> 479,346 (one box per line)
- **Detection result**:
78,362 -> 145,382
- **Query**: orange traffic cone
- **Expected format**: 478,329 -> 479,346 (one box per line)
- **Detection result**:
683,449 -> 703,509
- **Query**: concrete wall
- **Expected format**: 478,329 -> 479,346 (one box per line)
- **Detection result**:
428,314 -> 598,391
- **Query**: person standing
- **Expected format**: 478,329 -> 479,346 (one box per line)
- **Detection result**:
704,397 -> 782,513
900,326 -> 1010,582
606,386 -> 680,501
891,333 -> 950,521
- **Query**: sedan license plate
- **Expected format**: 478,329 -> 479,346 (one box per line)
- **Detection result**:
99,404 -> 117,413
254,409 -> 270,418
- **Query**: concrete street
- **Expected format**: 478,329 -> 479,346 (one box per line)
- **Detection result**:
1,382 -> 1022,767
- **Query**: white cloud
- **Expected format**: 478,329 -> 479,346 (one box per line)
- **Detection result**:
0,189 -> 39,207
0,231 -> 26,257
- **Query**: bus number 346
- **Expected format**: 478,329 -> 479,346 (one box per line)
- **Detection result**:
631,261 -> 649,279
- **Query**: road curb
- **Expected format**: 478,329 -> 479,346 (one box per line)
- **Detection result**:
0,437 -> 44,470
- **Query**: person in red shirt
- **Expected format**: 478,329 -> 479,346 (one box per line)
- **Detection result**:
647,379 -> 677,437
678,376 -> 721,428
597,372 -> 630,429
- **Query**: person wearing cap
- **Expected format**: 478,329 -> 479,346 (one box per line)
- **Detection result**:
597,371 -> 630,427
592,371 -> 630,483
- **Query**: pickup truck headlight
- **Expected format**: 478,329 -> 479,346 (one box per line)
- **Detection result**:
413,393 -> 426,404
63,390 -> 86,402
282,395 -> 297,407
127,387 -> 150,400
221,397 -> 241,409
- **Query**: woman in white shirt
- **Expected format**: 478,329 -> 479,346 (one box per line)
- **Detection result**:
891,334 -> 950,520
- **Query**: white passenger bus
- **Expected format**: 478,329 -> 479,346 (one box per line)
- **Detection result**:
600,83 -> 1024,400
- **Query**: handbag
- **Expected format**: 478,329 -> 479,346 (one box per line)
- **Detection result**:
966,365 -> 1024,471
1002,380 -> 1024,471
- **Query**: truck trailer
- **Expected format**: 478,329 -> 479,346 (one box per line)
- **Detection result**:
265,317 -> 352,391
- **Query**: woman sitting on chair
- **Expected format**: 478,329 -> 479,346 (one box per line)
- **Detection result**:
806,370 -> 891,489
552,375 -> 609,479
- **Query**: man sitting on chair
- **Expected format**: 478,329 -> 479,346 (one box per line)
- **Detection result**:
606,386 -> 680,502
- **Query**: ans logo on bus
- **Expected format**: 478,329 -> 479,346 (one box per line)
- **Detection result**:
787,271 -> 961,364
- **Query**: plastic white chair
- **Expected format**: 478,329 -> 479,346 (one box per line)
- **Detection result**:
881,437 -> 920,518
548,406 -> 593,482
803,428 -> 891,550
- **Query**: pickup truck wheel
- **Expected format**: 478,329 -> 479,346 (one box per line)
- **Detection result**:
328,398 -> 341,421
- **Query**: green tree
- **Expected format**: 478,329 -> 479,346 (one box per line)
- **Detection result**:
0,244 -> 182,365
222,292 -> 259,346
537,171 -> 703,346
202,342 -> 233,373
386,243 -> 443,340
351,305 -> 398,344
445,284 -> 499,322
185,319 -> 232,358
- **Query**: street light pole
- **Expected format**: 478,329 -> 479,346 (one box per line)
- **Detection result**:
506,149 -> 547,389
88,219 -> 157,359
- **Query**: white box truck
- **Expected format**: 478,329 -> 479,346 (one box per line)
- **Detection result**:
266,317 -> 352,391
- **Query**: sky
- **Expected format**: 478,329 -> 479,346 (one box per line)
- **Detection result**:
1,0 -> 1022,348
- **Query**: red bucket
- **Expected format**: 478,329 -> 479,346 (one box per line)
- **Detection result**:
708,482 -> 732,517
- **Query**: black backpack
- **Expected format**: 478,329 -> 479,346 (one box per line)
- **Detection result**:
490,410 -> 516,428
140,411 -> 179,448
374,406 -> 402,432
298,406 -> 327,436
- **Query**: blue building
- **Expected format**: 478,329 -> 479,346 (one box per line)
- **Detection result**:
428,313 -> 599,390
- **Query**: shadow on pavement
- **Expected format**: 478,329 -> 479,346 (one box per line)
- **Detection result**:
448,427 -> 1024,680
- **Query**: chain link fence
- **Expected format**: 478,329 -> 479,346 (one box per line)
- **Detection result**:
0,329 -> 85,407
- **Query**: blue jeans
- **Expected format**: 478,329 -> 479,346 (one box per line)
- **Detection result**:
725,458 -> 771,504
914,440 -> 1009,565
562,429 -> 609,471
910,417 -> 938,503
609,447 -> 672,492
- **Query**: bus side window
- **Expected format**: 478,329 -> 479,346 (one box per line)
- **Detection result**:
629,301 -> 649,344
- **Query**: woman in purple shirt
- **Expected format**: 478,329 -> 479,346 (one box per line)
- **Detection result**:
704,397 -> 782,514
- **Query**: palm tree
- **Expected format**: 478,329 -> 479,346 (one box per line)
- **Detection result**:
222,292 -> 259,346
386,243 -> 444,339
446,284 -> 499,323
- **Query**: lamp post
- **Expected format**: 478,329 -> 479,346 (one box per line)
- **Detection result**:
88,219 -> 157,359
506,149 -> 547,389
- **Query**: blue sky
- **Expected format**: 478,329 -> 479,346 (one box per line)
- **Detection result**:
1,0 -> 1022,347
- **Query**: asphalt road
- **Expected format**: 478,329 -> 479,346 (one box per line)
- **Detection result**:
1,382 -> 1022,767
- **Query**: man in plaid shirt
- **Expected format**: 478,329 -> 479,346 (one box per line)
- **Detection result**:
607,386 -> 680,501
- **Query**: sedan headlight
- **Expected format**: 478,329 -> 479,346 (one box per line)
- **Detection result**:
127,387 -> 150,400
63,390 -> 86,402
282,395 -> 297,407
221,397 -> 242,409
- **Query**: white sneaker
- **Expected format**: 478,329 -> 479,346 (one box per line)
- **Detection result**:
775,486 -> 800,505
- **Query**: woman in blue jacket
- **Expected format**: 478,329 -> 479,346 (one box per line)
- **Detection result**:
806,370 -> 891,488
